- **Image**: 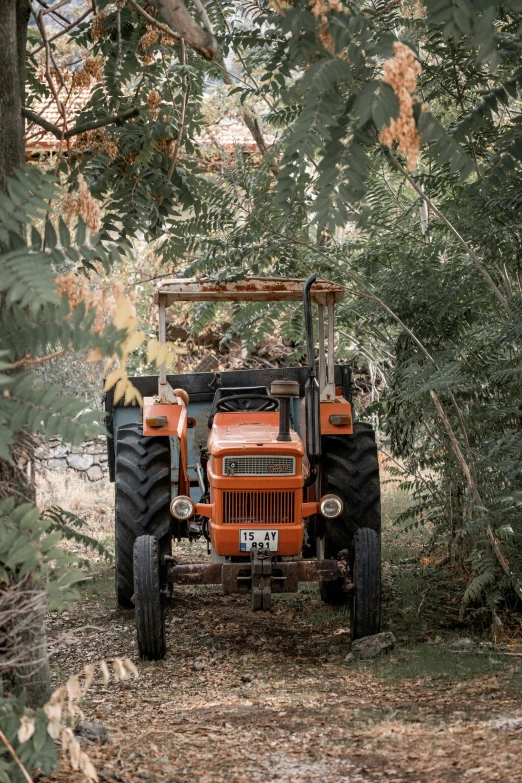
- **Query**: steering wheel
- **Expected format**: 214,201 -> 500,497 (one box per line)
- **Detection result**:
215,394 -> 278,413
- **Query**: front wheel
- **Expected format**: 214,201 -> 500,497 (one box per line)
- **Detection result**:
134,535 -> 166,660
320,423 -> 381,605
351,527 -> 381,640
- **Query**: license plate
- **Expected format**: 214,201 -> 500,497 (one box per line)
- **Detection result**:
239,529 -> 279,552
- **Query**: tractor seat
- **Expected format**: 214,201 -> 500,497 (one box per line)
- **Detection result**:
208,386 -> 278,428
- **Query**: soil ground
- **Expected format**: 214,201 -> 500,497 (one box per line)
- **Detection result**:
39,471 -> 522,783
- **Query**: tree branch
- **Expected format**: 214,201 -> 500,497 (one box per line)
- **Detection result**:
429,390 -> 522,602
164,40 -> 189,186
146,0 -> 218,60
191,0 -> 213,35
35,0 -> 72,27
10,349 -> 66,368
0,729 -> 33,783
29,7 -> 92,57
158,41 -> 190,206
385,149 -> 508,307
220,64 -> 279,175
22,107 -> 139,140
126,0 -> 180,42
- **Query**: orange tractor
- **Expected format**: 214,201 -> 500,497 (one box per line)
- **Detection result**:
105,276 -> 381,659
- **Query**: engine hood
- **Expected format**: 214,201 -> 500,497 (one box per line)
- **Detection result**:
208,412 -> 304,458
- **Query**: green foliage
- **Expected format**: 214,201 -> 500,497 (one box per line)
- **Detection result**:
0,688 -> 57,783
0,497 -> 84,608
42,505 -> 113,565
0,169 -> 125,461
0,165 -> 127,780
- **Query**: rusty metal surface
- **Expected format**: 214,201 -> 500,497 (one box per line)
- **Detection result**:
155,277 -> 344,306
296,559 -> 346,582
222,563 -> 250,594
222,562 -> 298,594
167,563 -> 223,585
251,549 -> 273,610
166,558 -> 351,591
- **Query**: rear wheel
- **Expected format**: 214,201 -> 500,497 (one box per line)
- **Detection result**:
114,422 -> 171,608
320,423 -> 381,605
134,535 -> 166,660
351,527 -> 381,640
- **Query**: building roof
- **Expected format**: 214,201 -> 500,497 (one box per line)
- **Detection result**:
197,115 -> 276,153
25,88 -> 276,156
25,89 -> 92,154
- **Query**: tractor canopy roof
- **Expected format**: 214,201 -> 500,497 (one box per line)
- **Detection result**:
155,277 -> 344,306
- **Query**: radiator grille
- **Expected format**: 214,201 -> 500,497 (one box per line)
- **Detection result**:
223,455 -> 295,476
222,491 -> 295,524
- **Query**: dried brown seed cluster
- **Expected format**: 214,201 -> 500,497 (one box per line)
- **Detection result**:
140,24 -> 159,50
147,89 -> 162,118
379,41 -> 422,171
123,151 -> 138,165
157,136 -> 175,154
160,30 -> 177,45
309,0 -> 347,52
75,128 -> 119,161
61,174 -> 101,235
55,273 -> 129,333
56,271 -> 105,331
310,0 -> 327,17
91,11 -> 107,41
319,26 -> 335,52
72,57 -> 104,90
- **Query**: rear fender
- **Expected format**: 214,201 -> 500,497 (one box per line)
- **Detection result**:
319,398 -> 353,435
142,398 -> 189,498
142,397 -> 182,436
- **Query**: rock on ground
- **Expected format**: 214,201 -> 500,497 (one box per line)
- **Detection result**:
74,721 -> 111,745
347,631 -> 396,660
451,637 -> 475,649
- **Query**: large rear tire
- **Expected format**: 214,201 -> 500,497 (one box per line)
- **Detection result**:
134,535 -> 166,660
114,422 -> 171,608
351,527 -> 381,640
320,423 -> 381,606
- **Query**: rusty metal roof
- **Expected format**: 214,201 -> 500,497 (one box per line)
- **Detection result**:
25,87 -> 276,156
25,88 -> 93,154
155,277 -> 344,305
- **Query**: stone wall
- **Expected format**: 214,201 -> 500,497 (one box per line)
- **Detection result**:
35,436 -> 109,482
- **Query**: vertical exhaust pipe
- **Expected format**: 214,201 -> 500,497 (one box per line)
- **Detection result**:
303,275 -> 321,467
270,380 -> 300,441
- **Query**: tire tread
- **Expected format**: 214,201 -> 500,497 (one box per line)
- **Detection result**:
351,527 -> 381,640
114,422 -> 171,608
134,535 -> 166,660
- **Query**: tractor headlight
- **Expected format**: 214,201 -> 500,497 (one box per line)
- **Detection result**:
320,494 -> 343,519
170,496 -> 195,520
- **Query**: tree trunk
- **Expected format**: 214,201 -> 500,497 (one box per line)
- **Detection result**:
0,0 -> 27,189
0,0 -> 51,709
0,0 -> 35,505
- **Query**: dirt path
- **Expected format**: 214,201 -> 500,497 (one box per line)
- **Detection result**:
45,537 -> 522,783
